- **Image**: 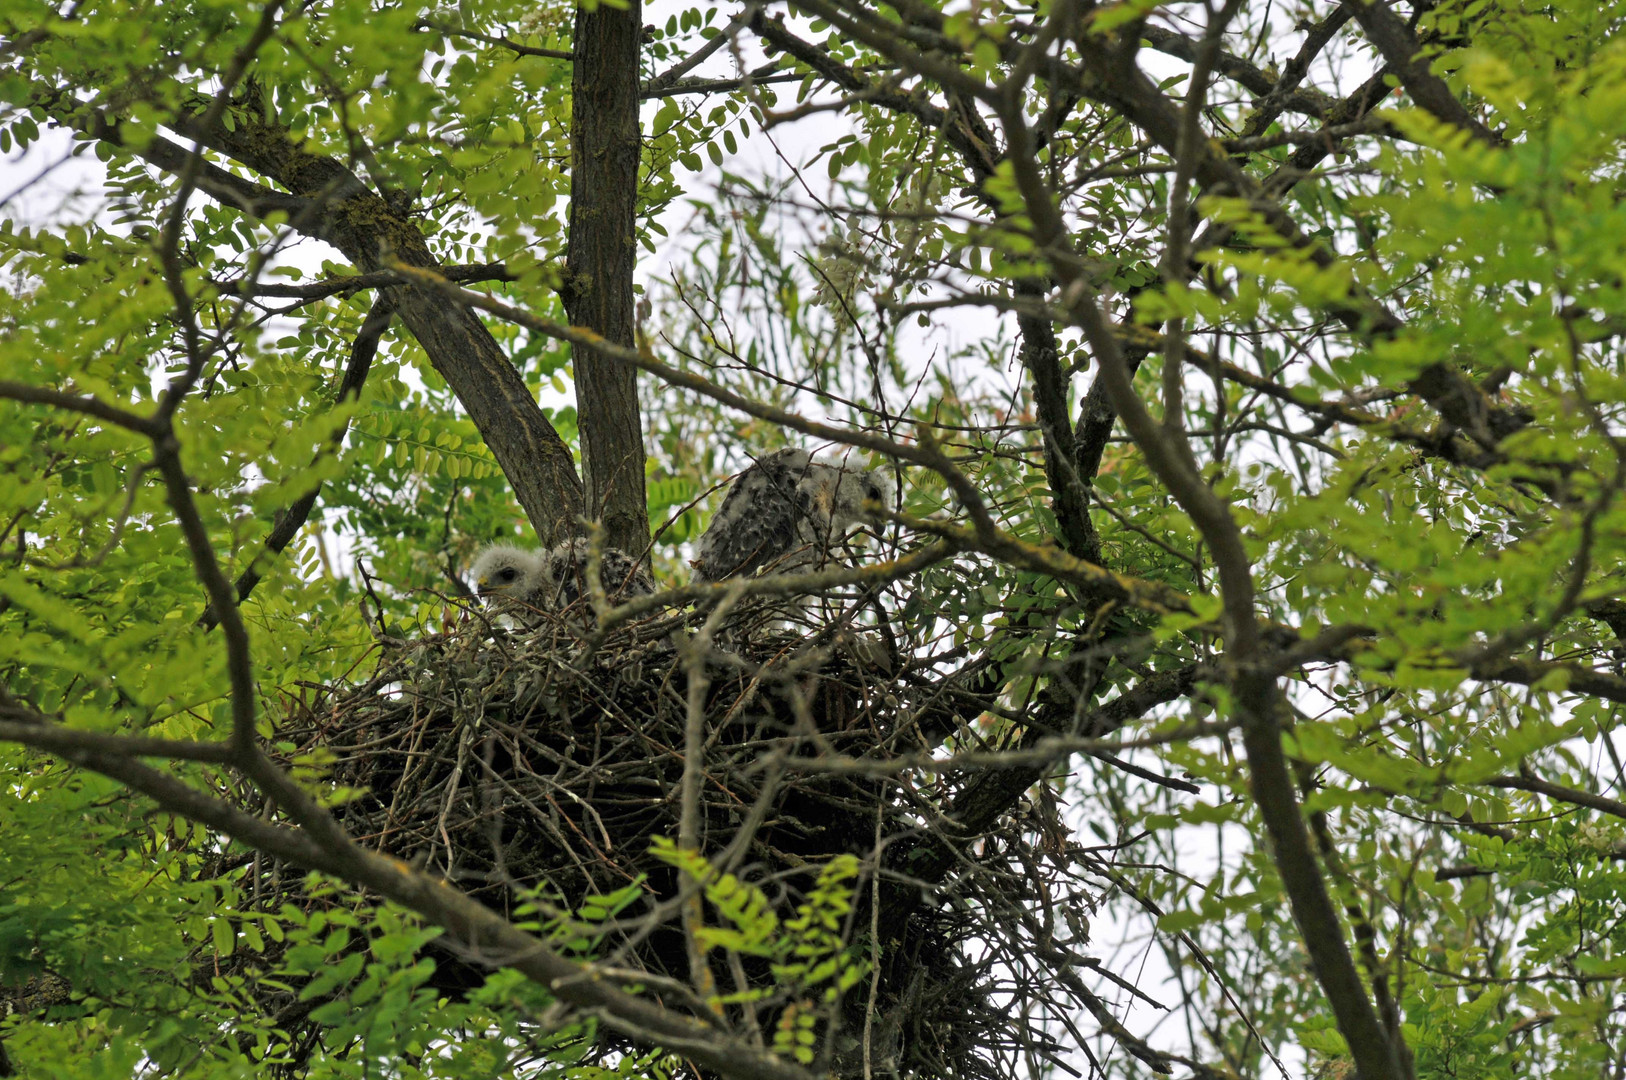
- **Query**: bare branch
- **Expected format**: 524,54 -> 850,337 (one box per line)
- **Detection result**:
1484,772 -> 1626,822
0,716 -> 234,763
415,18 -> 573,60
0,381 -> 159,435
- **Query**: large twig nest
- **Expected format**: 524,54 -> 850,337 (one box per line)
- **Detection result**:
215,604 -> 1097,1080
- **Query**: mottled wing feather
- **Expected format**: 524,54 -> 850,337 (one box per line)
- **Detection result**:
544,539 -> 656,607
598,549 -> 656,600
693,449 -> 808,581
694,448 -> 892,583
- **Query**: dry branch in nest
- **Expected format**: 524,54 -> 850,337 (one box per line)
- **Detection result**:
210,594 -> 1112,1079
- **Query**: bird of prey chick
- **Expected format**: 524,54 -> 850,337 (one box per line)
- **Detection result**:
468,544 -> 548,615
693,448 -> 890,583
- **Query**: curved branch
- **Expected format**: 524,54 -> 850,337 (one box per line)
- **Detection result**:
0,381 -> 159,435
415,17 -> 574,60
1484,773 -> 1626,822
0,716 -> 234,763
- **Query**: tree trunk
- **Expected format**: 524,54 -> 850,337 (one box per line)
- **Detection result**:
564,0 -> 651,555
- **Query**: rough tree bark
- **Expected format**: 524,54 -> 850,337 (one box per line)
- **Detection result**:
565,0 -> 652,555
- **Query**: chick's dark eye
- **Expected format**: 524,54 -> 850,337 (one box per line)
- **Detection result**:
499,568 -> 517,581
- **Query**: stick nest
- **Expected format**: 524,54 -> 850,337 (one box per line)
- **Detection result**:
223,605 -> 1102,1080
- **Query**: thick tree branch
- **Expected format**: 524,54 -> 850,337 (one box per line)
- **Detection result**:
1020,303 -> 1099,561
0,716 -> 235,764
1229,667 -> 1408,1080
645,4 -> 758,94
26,83 -> 586,545
0,381 -> 158,435
1040,47 -> 1408,1072
1229,6 -> 1353,145
177,99 -> 582,543
77,114 -> 315,220
415,18 -> 574,60
1467,656 -> 1626,706
1484,772 -> 1626,822
1346,0 -> 1501,146
750,13 -> 992,173
1140,22 -> 1336,110
215,262 -> 518,302
641,65 -> 807,98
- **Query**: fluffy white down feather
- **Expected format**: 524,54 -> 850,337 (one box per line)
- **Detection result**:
468,544 -> 548,609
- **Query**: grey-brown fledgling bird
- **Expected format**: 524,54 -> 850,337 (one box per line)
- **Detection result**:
692,448 -> 890,583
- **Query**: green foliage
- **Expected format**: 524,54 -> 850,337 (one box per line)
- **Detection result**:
649,841 -> 867,1062
12,0 -> 1626,1075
